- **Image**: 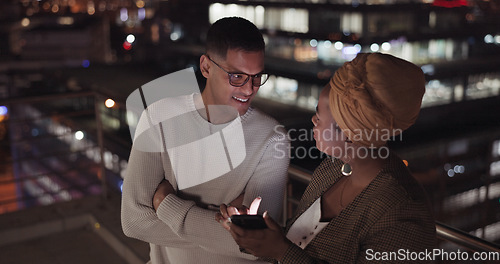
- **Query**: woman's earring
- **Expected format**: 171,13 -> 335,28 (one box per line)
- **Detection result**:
341,163 -> 352,176
341,153 -> 352,176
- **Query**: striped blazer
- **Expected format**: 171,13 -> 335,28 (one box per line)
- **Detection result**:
278,153 -> 436,263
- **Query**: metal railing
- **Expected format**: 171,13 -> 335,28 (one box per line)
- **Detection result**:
286,165 -> 500,254
436,222 -> 500,253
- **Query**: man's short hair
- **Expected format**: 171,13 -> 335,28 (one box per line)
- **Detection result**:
206,17 -> 264,59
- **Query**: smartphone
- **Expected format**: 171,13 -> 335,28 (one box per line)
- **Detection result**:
230,214 -> 267,229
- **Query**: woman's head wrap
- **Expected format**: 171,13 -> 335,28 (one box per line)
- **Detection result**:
329,53 -> 425,148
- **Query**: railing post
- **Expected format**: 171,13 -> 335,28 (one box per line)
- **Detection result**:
94,93 -> 107,199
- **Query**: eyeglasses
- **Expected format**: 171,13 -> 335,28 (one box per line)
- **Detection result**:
206,55 -> 269,87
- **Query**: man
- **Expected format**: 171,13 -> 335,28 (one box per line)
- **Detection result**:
121,17 -> 290,264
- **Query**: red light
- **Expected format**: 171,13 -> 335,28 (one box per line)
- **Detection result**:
432,0 -> 468,8
123,41 -> 132,50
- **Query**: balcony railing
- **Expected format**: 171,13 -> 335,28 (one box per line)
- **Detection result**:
286,165 -> 500,255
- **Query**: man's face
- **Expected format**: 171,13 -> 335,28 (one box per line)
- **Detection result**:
200,49 -> 265,117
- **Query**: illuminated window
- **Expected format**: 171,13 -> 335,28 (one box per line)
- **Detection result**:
493,140 -> 500,158
466,72 -> 500,100
209,4 -> 308,33
421,79 -> 455,107
257,75 -> 298,103
341,13 -> 362,35
490,160 -> 500,177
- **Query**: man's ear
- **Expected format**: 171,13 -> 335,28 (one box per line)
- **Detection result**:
200,55 -> 210,78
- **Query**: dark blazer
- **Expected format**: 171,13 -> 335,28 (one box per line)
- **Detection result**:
279,153 -> 436,263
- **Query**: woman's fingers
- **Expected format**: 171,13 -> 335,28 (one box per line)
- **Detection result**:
263,211 -> 280,231
248,196 -> 262,215
219,204 -> 230,218
227,206 -> 241,217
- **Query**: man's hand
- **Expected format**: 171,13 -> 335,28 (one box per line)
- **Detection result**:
153,180 -> 175,212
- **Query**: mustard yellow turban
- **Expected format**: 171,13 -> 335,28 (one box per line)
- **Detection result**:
329,53 -> 425,148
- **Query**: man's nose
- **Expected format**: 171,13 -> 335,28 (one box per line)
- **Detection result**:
240,79 -> 255,96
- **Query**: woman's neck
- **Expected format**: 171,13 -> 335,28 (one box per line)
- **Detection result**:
342,152 -> 387,187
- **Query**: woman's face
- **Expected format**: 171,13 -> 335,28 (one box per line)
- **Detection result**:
312,85 -> 347,157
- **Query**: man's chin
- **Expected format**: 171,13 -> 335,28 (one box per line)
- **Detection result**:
230,101 -> 251,116
237,107 -> 250,116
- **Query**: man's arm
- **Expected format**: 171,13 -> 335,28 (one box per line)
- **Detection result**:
120,147 -> 196,248
154,130 -> 290,256
242,133 -> 290,221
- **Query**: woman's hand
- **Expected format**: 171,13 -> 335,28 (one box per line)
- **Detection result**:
216,196 -> 262,231
229,211 -> 291,261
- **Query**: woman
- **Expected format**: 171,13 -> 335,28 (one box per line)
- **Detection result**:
217,53 -> 436,263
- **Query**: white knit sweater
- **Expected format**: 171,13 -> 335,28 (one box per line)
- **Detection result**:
121,94 -> 290,263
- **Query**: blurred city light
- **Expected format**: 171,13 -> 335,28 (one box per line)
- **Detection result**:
75,131 -> 84,140
123,41 -> 132,50
421,64 -> 435,75
323,40 -> 332,48
87,1 -> 95,15
309,39 -> 318,47
120,8 -> 128,22
21,18 -> 30,27
82,60 -> 90,68
370,43 -> 380,52
136,1 -> 145,8
126,34 -> 135,44
334,41 -> 343,50
170,32 -> 180,41
51,4 -> 59,13
491,161 -> 500,176
57,17 -> 74,25
138,8 -> 146,21
454,165 -> 465,174
0,106 -> 7,116
381,42 -> 391,51
343,46 -> 359,55
485,34 -> 494,44
105,99 -> 115,108
493,140 -> 500,157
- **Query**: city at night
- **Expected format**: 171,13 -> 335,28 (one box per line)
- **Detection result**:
1,0 -> 500,263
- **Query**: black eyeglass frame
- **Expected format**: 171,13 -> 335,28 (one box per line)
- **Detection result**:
205,55 -> 269,87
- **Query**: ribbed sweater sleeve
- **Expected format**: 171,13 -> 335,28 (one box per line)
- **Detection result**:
243,130 -> 289,221
157,194 -> 257,259
120,147 -> 196,248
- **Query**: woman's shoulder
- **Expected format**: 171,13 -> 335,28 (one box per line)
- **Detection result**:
385,152 -> 430,201
358,153 -> 433,220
